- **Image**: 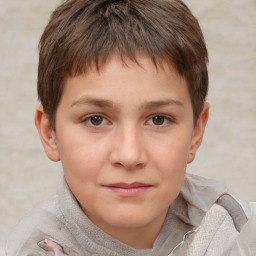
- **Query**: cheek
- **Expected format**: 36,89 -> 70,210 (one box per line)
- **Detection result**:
150,134 -> 191,191
57,134 -> 109,179
152,135 -> 191,170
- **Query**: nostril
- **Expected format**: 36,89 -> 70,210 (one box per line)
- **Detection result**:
112,160 -> 146,170
113,162 -> 123,167
136,162 -> 145,168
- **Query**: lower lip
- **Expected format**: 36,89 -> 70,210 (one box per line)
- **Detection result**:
106,186 -> 152,197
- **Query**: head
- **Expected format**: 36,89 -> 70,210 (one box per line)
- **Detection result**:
38,0 -> 208,129
35,0 -> 209,248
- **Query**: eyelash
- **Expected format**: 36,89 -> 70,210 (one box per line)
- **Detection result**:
81,114 -> 174,128
81,114 -> 110,127
146,115 -> 174,127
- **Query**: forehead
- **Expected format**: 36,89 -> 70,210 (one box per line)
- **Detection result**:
71,51 -> 183,81
59,54 -> 192,114
68,53 -> 184,86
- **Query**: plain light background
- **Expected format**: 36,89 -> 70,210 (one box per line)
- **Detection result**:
0,0 -> 255,252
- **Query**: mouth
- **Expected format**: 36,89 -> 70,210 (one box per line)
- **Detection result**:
103,182 -> 153,197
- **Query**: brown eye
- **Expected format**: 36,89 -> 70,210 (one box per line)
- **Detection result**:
152,116 -> 165,125
90,116 -> 104,126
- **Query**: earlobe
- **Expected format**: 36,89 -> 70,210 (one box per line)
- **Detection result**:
35,104 -> 60,162
187,102 -> 209,164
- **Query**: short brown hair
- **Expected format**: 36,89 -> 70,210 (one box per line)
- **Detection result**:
38,0 -> 208,129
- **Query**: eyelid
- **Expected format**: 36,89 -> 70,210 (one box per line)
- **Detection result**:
81,114 -> 111,127
146,114 -> 175,126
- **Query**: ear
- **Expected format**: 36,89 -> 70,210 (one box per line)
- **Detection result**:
35,104 -> 60,162
187,102 -> 209,164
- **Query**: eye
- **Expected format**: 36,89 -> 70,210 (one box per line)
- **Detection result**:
147,115 -> 171,126
82,115 -> 108,126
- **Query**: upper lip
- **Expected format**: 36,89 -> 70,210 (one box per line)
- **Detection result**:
104,182 -> 152,188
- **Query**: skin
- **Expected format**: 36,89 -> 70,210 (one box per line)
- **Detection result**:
35,54 -> 209,249
38,239 -> 67,255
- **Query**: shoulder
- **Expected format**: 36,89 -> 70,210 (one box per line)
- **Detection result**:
173,201 -> 256,255
229,200 -> 256,255
206,194 -> 256,255
4,195 -> 72,256
177,174 -> 256,255
172,203 -> 239,255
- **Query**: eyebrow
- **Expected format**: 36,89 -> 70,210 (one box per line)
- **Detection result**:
71,97 -> 114,108
71,97 -> 184,109
142,99 -> 184,109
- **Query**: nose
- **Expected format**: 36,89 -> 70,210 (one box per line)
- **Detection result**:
109,125 -> 148,170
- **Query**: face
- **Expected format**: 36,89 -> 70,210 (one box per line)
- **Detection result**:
36,54 -> 208,247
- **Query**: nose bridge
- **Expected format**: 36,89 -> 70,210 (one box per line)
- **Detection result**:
110,122 -> 147,169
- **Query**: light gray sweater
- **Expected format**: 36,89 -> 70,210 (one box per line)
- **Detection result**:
5,174 -> 256,256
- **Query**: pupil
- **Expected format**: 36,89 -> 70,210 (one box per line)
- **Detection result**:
153,116 -> 164,125
91,116 -> 103,125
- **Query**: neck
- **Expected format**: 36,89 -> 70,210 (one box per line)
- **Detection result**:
87,209 -> 168,249
109,225 -> 162,249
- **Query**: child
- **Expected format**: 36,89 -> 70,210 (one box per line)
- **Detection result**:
5,0 -> 256,255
